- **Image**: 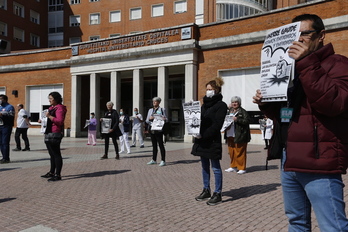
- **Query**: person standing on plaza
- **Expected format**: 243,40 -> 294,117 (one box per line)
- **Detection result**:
224,96 -> 251,175
100,101 -> 122,160
253,14 -> 348,231
13,104 -> 31,151
130,107 -> 144,148
146,97 -> 167,166
118,108 -> 131,154
264,116 -> 273,149
87,112 -> 97,146
40,92 -> 67,181
191,77 -> 227,205
0,94 -> 15,164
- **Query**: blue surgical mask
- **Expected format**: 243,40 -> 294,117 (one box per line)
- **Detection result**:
134,111 -> 138,115
120,112 -> 123,115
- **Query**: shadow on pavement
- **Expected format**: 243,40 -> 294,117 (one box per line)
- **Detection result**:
63,169 -> 131,180
222,183 -> 281,202
0,167 -> 20,172
247,164 -> 279,173
0,198 -> 16,203
168,159 -> 200,165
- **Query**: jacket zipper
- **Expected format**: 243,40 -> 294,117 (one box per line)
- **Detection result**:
314,125 -> 319,159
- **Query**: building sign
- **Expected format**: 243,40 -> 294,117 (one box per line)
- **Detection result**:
73,27 -> 192,56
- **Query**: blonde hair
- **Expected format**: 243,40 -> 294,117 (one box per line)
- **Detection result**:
206,77 -> 224,94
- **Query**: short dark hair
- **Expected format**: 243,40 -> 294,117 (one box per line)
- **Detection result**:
49,92 -> 63,104
292,14 -> 325,32
0,94 -> 8,101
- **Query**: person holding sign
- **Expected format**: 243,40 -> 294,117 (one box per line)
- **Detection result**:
191,77 -> 227,205
145,97 -> 167,167
253,14 -> 348,231
100,101 -> 122,160
224,96 -> 251,175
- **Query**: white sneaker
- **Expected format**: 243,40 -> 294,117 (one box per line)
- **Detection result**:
237,170 -> 246,174
127,151 -> 131,154
119,150 -> 124,154
147,160 -> 157,165
225,167 -> 237,172
159,161 -> 166,167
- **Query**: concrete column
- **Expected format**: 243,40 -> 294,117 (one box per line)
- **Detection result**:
111,71 -> 121,111
157,66 -> 169,110
71,75 -> 81,137
90,73 -> 100,119
184,63 -> 198,142
133,69 -> 144,114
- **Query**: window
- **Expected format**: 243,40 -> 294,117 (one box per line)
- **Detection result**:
48,12 -> 64,33
110,10 -> 121,22
69,37 -> 81,44
70,0 -> 80,4
49,0 -> 63,11
174,0 -> 187,13
90,35 -> 100,41
110,33 -> 121,37
0,0 -> 6,9
90,13 -> 100,25
28,85 -> 63,123
30,34 -> 40,47
13,27 -> 24,42
152,4 -> 164,17
0,21 -> 7,36
90,0 -> 100,2
130,8 -> 141,20
70,15 -> 80,27
30,10 -> 40,24
13,2 -> 24,17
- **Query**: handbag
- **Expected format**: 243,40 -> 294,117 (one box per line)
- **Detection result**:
44,132 -> 63,144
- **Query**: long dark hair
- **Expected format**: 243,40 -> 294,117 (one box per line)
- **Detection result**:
49,92 -> 63,104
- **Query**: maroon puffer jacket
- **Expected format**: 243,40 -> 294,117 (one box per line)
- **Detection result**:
263,43 -> 348,174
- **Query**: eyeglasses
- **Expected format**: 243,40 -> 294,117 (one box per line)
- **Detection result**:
300,30 -> 317,38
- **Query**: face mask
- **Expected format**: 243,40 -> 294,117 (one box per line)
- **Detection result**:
134,111 -> 138,115
120,112 -> 123,115
206,90 -> 215,98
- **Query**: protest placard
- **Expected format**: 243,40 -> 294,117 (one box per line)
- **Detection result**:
182,101 -> 201,135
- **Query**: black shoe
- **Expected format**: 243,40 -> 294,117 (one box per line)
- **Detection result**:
48,175 -> 62,182
130,145 -> 136,147
206,192 -> 222,206
195,188 -> 211,201
41,172 -> 54,178
140,145 -> 144,148
115,154 -> 120,160
22,148 -> 30,151
0,159 -> 10,164
12,148 -> 21,151
100,154 -> 108,159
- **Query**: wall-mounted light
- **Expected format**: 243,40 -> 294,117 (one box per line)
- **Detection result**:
12,90 -> 18,96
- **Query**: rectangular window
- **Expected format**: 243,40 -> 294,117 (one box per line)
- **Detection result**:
70,0 -> 80,4
90,13 -> 100,24
130,8 -> 141,20
30,34 -> 40,47
30,10 -> 40,24
89,35 -> 100,41
13,27 -> 24,42
152,4 -> 164,17
28,85 -> 63,123
174,0 -> 187,13
110,33 -> 121,37
0,0 -> 6,9
69,37 -> 81,44
49,0 -> 63,11
13,2 -> 24,17
110,10 -> 121,22
0,21 -> 7,36
90,0 -> 100,2
70,15 -> 80,26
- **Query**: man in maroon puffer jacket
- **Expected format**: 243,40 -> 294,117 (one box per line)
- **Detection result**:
253,14 -> 348,231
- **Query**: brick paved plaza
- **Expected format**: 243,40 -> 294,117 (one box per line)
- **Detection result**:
1,136 -> 347,232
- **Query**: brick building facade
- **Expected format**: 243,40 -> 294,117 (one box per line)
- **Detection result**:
0,0 -> 347,143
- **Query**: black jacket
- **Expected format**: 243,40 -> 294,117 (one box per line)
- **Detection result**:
104,109 -> 122,137
191,94 -> 228,160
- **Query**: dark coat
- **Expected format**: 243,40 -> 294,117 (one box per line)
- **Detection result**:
191,94 -> 228,160
121,114 -> 130,133
226,107 -> 251,144
261,43 -> 348,174
104,109 -> 122,137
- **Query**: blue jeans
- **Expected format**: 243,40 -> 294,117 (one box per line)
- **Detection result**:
200,157 -> 222,193
0,125 -> 12,160
281,151 -> 348,231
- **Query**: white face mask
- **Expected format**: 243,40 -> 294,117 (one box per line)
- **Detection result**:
206,90 -> 215,98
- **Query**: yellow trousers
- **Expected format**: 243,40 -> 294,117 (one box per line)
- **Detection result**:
227,137 -> 247,171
